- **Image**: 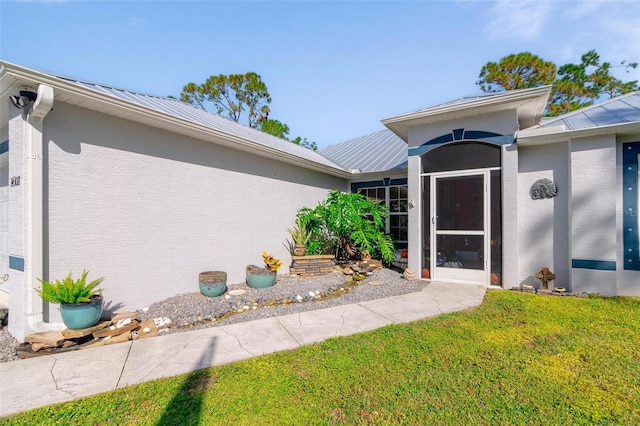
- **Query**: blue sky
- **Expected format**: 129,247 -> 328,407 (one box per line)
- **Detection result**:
1,0 -> 639,148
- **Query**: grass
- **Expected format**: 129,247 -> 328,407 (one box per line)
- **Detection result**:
4,290 -> 640,425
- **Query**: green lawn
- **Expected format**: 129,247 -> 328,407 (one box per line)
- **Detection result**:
5,290 -> 640,425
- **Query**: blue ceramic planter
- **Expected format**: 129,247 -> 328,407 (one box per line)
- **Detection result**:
246,265 -> 277,288
199,271 -> 227,297
60,295 -> 103,330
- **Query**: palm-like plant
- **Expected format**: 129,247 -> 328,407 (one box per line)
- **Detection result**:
297,190 -> 395,263
36,270 -> 104,304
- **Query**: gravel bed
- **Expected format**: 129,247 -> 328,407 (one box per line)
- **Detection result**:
0,268 -> 425,363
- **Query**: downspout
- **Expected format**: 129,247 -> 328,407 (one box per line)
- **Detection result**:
25,84 -> 62,332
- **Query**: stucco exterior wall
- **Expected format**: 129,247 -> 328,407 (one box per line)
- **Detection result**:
7,108 -> 27,335
407,110 -> 518,148
42,103 -> 346,319
517,142 -> 570,289
570,135 -> 617,295
501,143 -> 519,288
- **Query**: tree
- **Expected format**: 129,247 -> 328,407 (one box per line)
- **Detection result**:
179,72 -> 318,149
477,52 -> 556,92
297,191 -> 395,264
547,50 -> 638,116
257,119 -> 290,139
291,136 -> 318,151
477,50 -> 639,116
180,72 -> 271,128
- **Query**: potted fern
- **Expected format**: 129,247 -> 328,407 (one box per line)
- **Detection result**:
36,270 -> 105,330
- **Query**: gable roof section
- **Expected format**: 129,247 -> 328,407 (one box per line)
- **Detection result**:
0,61 -> 348,177
381,86 -> 552,141
319,129 -> 407,173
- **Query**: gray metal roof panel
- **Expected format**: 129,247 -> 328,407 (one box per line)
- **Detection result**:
541,91 -> 640,130
59,78 -> 345,171
319,129 -> 407,172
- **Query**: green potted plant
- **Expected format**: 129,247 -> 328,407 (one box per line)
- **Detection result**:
246,252 -> 282,288
287,218 -> 311,256
35,270 -> 105,330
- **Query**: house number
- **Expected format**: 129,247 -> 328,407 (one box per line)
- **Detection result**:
11,176 -> 20,187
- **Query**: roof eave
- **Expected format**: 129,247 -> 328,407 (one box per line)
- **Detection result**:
517,121 -> 640,146
381,86 -> 552,142
0,61 -> 351,178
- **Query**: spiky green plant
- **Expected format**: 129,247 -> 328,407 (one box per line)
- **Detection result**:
287,218 -> 311,246
35,270 -> 104,304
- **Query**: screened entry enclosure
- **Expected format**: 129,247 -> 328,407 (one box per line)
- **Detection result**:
421,142 -> 502,285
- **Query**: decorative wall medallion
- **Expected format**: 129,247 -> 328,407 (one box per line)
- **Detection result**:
530,178 -> 557,200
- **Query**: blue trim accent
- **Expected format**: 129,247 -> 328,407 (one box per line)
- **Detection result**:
452,128 -> 465,141
351,178 -> 408,192
572,259 -> 616,271
0,140 -> 8,155
408,130 -> 514,156
462,130 -> 502,140
623,141 -> 640,270
9,256 -> 24,272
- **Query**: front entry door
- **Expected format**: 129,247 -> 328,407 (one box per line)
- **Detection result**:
432,172 -> 488,283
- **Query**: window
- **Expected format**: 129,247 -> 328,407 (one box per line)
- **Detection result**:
357,184 -> 408,245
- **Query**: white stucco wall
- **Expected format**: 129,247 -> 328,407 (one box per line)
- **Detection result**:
7,108 -> 27,336
42,103 -> 346,319
570,135 -> 617,295
517,142 -> 570,289
501,143 -> 519,288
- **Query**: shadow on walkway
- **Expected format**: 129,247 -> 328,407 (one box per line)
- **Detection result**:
155,336 -> 217,425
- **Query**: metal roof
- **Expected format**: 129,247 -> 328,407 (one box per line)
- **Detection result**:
48,74 -> 347,172
541,91 -> 640,130
319,129 -> 407,173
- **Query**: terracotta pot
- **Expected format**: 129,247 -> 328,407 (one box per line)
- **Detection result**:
422,268 -> 430,279
400,249 -> 408,258
293,245 -> 307,256
491,272 -> 500,285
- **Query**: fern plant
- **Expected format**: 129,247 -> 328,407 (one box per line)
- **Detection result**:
35,270 -> 104,304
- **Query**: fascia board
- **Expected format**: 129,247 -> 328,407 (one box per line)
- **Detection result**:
382,86 -> 552,140
0,62 -> 350,178
517,121 -> 640,146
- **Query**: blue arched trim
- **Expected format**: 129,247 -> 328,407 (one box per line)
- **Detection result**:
408,129 -> 514,156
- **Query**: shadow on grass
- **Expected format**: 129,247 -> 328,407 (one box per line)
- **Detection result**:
155,336 -> 217,425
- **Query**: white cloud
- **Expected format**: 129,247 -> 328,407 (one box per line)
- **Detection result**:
484,0 -> 554,41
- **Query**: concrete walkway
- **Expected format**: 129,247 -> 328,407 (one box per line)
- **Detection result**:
0,281 -> 486,417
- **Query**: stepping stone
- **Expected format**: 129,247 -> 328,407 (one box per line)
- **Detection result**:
62,320 -> 112,339
93,319 -> 139,338
25,331 -> 66,347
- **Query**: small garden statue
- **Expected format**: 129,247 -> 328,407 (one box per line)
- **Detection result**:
535,267 -> 555,290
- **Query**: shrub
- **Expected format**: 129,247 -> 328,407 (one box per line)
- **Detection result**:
297,190 -> 395,263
